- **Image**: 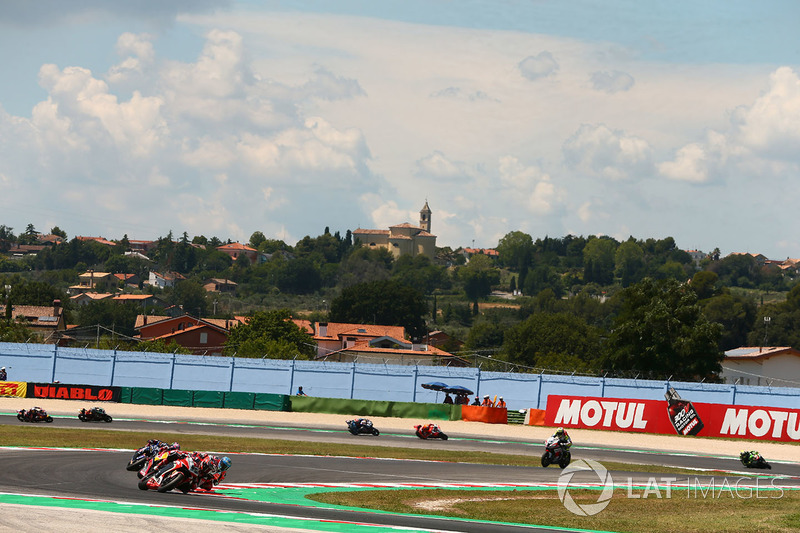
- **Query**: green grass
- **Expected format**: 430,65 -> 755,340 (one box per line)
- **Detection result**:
310,488 -> 800,532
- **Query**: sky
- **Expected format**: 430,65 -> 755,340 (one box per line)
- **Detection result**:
1,1 -> 799,259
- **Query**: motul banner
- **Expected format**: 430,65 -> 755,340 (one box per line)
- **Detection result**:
545,392 -> 800,442
0,381 -> 28,398
27,383 -> 121,402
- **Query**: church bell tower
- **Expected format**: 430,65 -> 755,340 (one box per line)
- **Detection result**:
419,200 -> 432,233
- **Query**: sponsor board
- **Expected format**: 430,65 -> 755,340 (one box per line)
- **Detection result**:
27,383 -> 121,402
0,381 -> 28,398
545,394 -> 800,442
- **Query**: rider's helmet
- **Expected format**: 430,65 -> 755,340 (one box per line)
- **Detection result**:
170,442 -> 180,450
740,450 -> 749,460
220,456 -> 232,471
555,427 -> 565,437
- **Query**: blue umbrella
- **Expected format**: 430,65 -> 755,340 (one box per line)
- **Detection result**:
421,381 -> 449,391
443,385 -> 474,396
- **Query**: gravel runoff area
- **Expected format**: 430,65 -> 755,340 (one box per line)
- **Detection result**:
2,397 -> 798,461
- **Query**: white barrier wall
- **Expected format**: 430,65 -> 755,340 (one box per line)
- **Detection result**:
2,342 -> 799,411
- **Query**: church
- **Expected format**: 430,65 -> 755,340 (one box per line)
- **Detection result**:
353,201 -> 437,259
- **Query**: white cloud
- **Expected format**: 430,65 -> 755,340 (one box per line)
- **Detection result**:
518,51 -> 559,81
415,151 -> 468,180
589,70 -> 635,93
563,123 -> 653,181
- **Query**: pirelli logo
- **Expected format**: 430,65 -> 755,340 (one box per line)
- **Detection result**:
0,381 -> 28,397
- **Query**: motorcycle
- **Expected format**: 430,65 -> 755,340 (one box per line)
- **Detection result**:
78,407 -> 112,423
741,453 -> 771,470
138,453 -> 200,493
541,436 -> 571,468
414,423 -> 448,440
347,418 -> 380,436
17,408 -> 53,423
126,441 -> 172,472
137,448 -> 186,479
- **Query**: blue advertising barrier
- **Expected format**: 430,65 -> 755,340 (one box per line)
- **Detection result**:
2,342 -> 799,411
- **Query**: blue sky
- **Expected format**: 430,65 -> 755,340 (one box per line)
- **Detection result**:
1,1 -> 799,258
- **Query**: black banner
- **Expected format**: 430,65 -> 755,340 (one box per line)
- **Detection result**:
27,383 -> 121,402
665,387 -> 704,436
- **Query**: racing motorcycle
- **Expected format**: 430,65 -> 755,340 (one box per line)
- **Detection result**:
740,452 -> 771,470
17,408 -> 53,423
414,423 -> 448,440
137,447 -> 187,479
138,453 -> 200,493
541,436 -> 571,468
78,407 -> 112,423
126,441 -> 176,472
347,418 -> 380,436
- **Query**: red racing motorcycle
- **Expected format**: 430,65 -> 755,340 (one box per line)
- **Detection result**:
414,423 -> 448,440
17,407 -> 53,423
138,453 -> 200,493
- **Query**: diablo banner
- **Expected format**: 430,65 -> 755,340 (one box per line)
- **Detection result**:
0,381 -> 28,398
545,389 -> 800,442
27,383 -> 121,402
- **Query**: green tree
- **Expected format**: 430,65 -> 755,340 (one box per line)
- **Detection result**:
249,231 -> 267,249
501,312 -> 602,372
583,236 -> 617,285
329,279 -> 427,339
496,231 -> 533,270
76,300 -> 140,338
170,279 -> 209,317
701,290 -> 756,350
603,278 -> 723,379
224,309 -> 316,358
614,239 -> 645,286
458,254 -> 499,303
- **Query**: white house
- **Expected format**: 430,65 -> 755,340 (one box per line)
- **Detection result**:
720,346 -> 800,388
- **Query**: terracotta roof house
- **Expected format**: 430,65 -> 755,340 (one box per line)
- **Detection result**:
720,346 -> 800,388
114,273 -> 140,287
5,244 -> 47,259
70,271 -> 117,294
312,321 -> 463,366
10,300 -> 66,343
353,201 -> 436,259
112,294 -> 160,308
217,243 -> 259,265
203,278 -> 237,293
76,236 -> 117,247
135,314 -> 243,355
70,292 -> 114,306
37,234 -> 65,245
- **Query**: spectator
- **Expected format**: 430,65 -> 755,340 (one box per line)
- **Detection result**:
496,396 -> 507,409
481,395 -> 493,407
471,396 -> 481,406
455,393 -> 468,405
296,386 -> 307,396
443,392 -> 453,404
0,366 -> 6,381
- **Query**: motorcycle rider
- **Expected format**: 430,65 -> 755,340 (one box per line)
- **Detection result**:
740,450 -> 761,467
553,427 -> 572,450
193,454 -> 232,491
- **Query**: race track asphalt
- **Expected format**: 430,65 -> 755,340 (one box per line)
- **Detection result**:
1,411 -> 798,533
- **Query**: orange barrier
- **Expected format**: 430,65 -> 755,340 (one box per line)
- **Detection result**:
525,408 -> 546,426
461,405 -> 508,424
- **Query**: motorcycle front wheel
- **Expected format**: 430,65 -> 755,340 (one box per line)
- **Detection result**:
439,433 -> 448,440
541,452 -> 552,467
104,416 -> 113,422
45,416 -> 53,423
372,428 -> 380,436
158,471 -> 185,493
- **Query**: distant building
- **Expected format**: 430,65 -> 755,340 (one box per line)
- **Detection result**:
217,242 -> 260,265
10,300 -> 66,343
720,346 -> 800,388
203,278 -> 237,293
135,314 -> 247,355
148,271 -> 185,289
353,201 -> 436,259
